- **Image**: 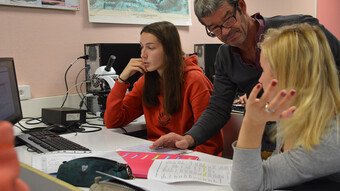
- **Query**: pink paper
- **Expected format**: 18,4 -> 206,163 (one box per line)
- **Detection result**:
117,151 -> 199,178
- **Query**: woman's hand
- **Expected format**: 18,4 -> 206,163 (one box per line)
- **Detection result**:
236,79 -> 296,149
119,58 -> 147,83
246,80 -> 296,123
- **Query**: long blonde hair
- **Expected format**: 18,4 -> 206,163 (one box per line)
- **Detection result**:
260,23 -> 340,150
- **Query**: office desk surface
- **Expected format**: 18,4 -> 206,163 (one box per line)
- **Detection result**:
15,120 -> 233,191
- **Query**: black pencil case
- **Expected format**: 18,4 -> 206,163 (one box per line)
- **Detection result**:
56,157 -> 133,187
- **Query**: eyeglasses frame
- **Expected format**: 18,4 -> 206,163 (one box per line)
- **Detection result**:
205,3 -> 238,38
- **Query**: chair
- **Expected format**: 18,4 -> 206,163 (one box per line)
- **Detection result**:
222,113 -> 243,159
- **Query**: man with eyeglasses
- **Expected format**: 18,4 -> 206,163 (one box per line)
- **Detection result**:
151,0 -> 340,156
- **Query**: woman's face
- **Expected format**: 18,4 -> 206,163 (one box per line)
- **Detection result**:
259,52 -> 276,91
140,32 -> 165,75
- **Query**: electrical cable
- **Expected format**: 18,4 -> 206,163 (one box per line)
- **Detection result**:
118,126 -> 128,134
79,125 -> 102,133
60,80 -> 90,107
61,55 -> 88,108
15,120 -> 49,133
61,57 -> 79,108
85,122 -> 105,126
79,95 -> 87,109
75,66 -> 89,110
23,117 -> 44,125
75,67 -> 86,99
14,124 -> 24,132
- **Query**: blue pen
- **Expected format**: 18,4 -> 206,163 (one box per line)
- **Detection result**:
131,153 -> 140,159
121,153 -> 130,158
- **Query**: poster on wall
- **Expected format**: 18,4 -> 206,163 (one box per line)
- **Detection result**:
87,0 -> 191,26
0,0 -> 79,11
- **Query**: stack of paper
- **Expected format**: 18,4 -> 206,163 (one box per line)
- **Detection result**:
148,159 -> 232,186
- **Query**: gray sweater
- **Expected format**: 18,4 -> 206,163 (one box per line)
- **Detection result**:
231,117 -> 340,191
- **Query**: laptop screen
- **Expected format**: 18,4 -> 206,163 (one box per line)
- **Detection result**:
0,58 -> 23,124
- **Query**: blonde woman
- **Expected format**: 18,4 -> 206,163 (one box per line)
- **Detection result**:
231,23 -> 340,190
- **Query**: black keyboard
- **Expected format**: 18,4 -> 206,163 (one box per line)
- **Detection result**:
16,130 -> 90,153
231,103 -> 245,114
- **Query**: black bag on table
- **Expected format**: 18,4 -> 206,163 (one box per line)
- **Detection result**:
56,157 -> 133,187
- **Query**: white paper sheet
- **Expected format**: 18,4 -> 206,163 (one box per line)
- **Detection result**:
31,150 -> 126,174
148,159 -> 232,186
96,171 -> 181,191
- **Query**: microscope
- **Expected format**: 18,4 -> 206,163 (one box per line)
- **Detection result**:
91,55 -> 118,117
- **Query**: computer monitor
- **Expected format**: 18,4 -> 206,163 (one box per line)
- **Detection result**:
0,58 -> 23,124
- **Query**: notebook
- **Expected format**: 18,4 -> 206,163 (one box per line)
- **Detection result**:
117,151 -> 199,178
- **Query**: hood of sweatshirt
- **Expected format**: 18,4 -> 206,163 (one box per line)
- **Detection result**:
183,55 -> 204,74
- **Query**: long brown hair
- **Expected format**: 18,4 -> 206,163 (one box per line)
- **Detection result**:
141,21 -> 184,116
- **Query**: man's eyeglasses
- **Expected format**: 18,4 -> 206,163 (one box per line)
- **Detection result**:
205,4 -> 238,38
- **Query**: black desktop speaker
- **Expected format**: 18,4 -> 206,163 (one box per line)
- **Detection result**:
84,43 -> 142,114
194,44 -> 222,83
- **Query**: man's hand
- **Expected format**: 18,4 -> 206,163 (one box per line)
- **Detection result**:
150,133 -> 195,150
233,93 -> 248,105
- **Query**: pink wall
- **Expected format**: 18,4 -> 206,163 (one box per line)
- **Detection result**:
0,1 -> 218,98
246,0 -> 315,17
0,0 -> 321,98
317,0 -> 340,39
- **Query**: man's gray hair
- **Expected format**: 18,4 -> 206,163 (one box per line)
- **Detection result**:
194,0 -> 239,25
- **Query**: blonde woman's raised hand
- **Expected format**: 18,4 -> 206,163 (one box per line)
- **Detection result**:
236,79 -> 297,149
245,79 -> 296,124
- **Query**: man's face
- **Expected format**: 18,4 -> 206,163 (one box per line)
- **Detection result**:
200,1 -> 249,47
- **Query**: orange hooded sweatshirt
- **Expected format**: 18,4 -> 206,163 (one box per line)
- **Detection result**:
104,55 -> 223,156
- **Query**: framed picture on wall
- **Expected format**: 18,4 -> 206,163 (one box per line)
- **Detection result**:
0,0 -> 79,11
87,0 -> 192,26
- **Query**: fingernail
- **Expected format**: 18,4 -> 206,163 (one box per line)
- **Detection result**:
290,90 -> 296,96
281,91 -> 287,97
256,84 -> 261,89
271,80 -> 277,86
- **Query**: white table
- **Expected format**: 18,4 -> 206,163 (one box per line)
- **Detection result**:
14,118 -> 233,191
